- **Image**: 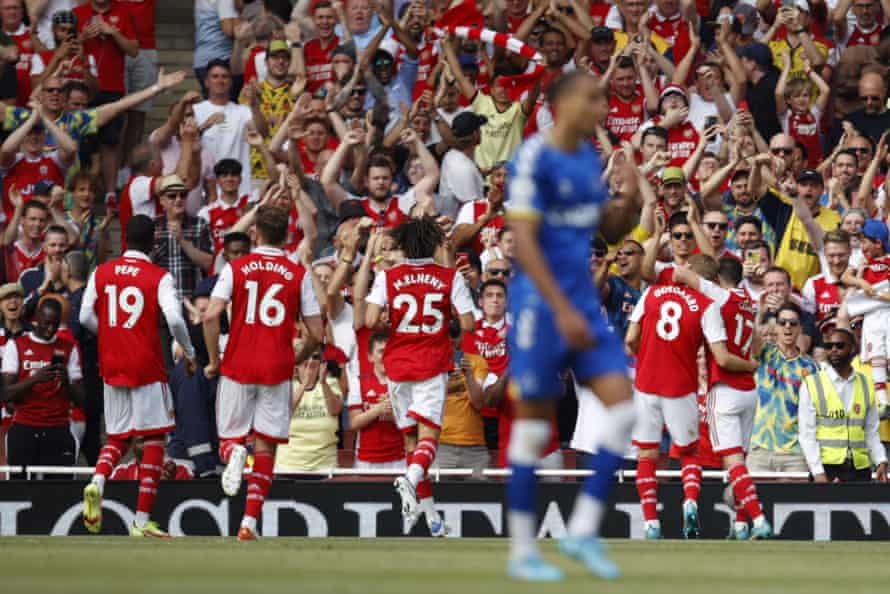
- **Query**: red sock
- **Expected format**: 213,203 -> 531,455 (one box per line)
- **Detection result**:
219,439 -> 241,464
735,506 -> 748,522
136,439 -> 165,515
636,457 -> 658,522
416,478 -> 433,502
411,438 -> 437,474
680,455 -> 701,503
94,438 -> 127,478
729,464 -> 763,520
243,451 -> 275,521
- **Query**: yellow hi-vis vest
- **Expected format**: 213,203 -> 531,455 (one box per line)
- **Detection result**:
804,370 -> 874,470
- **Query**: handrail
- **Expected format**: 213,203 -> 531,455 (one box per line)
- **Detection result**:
0,465 -> 818,481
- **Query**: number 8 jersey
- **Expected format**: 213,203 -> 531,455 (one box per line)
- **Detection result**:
212,246 -> 320,384
367,259 -> 475,382
630,284 -> 724,397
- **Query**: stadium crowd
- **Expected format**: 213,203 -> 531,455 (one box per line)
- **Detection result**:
0,0 -> 889,494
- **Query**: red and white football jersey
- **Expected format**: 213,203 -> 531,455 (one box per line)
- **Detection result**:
73,1 -> 135,93
350,372 -> 405,463
121,0 -> 157,50
606,94 -> 645,142
409,32 -> 439,101
802,273 -> 842,321
111,459 -> 194,480
212,246 -> 320,385
11,242 -> 45,279
642,118 -> 700,166
9,24 -> 34,107
465,316 -> 508,418
304,36 -> 340,92
844,24 -> 884,48
118,175 -> 162,252
367,259 -> 475,382
698,280 -> 757,391
2,151 -> 67,221
87,251 -> 171,387
647,13 -> 692,64
654,261 -> 678,286
31,50 -> 98,83
630,284 -> 724,397
455,199 -> 505,255
783,108 -> 822,167
862,254 -> 890,285
1,331 -> 81,426
197,195 -> 249,253
359,194 -> 414,229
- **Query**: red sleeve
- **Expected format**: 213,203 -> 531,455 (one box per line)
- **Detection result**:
174,464 -> 194,480
119,7 -> 136,39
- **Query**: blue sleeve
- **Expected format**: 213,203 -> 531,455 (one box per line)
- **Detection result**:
758,190 -> 792,238
506,137 -> 546,218
397,54 -> 418,98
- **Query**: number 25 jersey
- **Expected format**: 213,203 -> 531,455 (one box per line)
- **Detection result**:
212,247 -> 320,385
630,284 -> 724,397
367,259 -> 475,382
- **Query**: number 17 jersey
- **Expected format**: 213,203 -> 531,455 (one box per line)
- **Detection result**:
212,246 -> 320,385
367,259 -> 475,382
630,284 -> 724,397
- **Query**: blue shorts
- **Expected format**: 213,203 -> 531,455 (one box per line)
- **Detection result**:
508,299 -> 627,400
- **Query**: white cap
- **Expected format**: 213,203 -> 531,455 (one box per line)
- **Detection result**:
795,0 -> 809,12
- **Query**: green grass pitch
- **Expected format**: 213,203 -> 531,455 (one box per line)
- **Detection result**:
0,537 -> 883,594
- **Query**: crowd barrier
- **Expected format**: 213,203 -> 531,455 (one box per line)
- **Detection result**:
0,468 -> 887,540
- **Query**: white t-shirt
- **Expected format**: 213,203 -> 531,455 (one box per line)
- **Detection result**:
193,100 -> 253,198
438,149 -> 484,219
688,91 -> 734,133
148,131 -> 217,216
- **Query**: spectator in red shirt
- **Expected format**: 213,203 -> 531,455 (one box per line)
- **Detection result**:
30,11 -> 100,93
1,0 -> 35,107
2,296 -> 84,478
303,0 -> 343,92
2,200 -> 49,284
73,0 -> 138,208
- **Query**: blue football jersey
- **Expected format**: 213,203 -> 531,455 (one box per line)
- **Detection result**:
506,134 -> 609,310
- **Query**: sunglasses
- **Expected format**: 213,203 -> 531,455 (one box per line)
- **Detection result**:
851,147 -> 872,153
860,95 -> 883,101
617,248 -> 641,256
44,87 -> 63,94
777,318 -> 800,327
704,222 -> 729,231
487,268 -> 510,277
374,58 -> 394,67
351,88 -> 367,96
672,232 -> 694,240
771,147 -> 793,155
823,341 -> 849,350
164,191 -> 189,200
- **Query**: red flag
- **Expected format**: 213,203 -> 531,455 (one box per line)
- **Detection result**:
497,66 -> 545,102
435,0 -> 485,30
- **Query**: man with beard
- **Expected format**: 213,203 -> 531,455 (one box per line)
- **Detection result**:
606,55 -> 657,143
704,169 -> 778,255
598,238 -> 643,335
642,211 -> 696,285
799,328 -> 888,482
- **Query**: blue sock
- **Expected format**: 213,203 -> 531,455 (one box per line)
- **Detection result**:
582,447 -> 624,502
508,462 -> 537,513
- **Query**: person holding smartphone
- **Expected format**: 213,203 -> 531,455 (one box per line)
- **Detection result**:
1,296 -> 84,478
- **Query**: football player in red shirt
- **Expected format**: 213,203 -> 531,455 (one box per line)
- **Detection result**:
626,254 -> 758,539
203,204 -> 324,541
79,214 -> 197,537
366,217 -> 476,536
673,259 -> 772,540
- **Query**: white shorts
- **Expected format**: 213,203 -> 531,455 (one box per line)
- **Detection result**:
631,390 -> 698,450
353,459 -> 406,471
125,49 -> 158,112
216,376 -> 292,444
104,381 -> 175,439
862,309 -> 890,361
387,373 -> 448,431
706,384 -> 757,456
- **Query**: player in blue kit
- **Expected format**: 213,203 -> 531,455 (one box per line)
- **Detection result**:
505,70 -> 642,582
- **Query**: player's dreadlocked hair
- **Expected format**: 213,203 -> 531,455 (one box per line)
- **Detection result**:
391,216 -> 445,260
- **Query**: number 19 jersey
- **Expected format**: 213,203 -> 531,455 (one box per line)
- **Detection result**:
630,284 -> 724,397
91,252 -> 169,387
212,246 -> 320,385
367,259 -> 475,382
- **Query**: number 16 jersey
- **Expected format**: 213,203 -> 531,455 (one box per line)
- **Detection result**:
212,246 -> 320,385
630,284 -> 724,397
367,259 -> 475,382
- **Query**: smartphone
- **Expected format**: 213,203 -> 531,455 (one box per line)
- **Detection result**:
746,250 -> 761,265
738,99 -> 749,112
704,115 -> 719,130
51,353 -> 65,366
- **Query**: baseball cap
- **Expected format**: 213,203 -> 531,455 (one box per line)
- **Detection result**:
331,41 -> 357,63
267,40 -> 291,56
794,0 -> 810,11
739,42 -> 774,68
33,180 -> 55,196
733,4 -> 759,36
862,219 -> 890,252
662,167 -> 685,185
590,26 -> 615,42
452,112 -> 488,137
659,84 -> 688,102
158,174 -> 187,194
52,10 -> 77,26
0,282 -> 24,301
458,54 -> 479,70
338,199 -> 368,224
796,169 -> 824,185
